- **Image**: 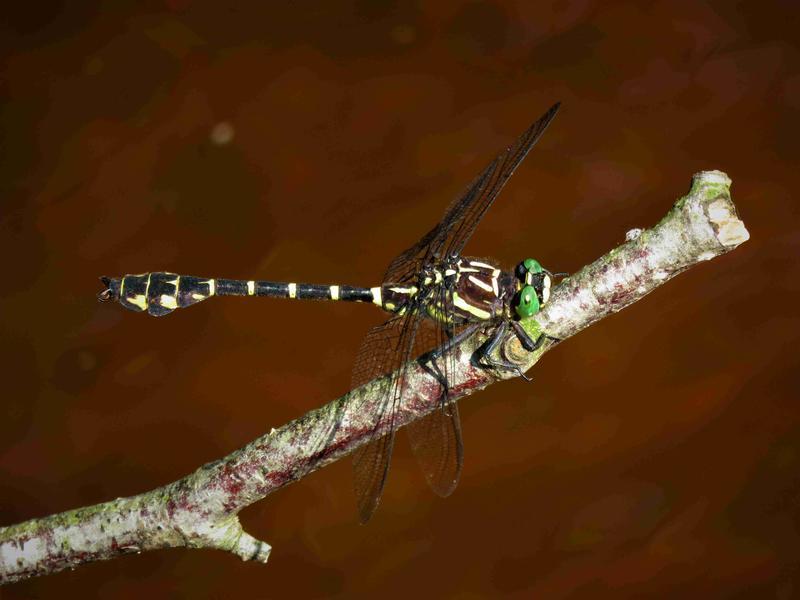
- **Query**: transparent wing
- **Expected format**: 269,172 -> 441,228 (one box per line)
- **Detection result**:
352,428 -> 395,524
351,311 -> 422,523
406,401 -> 463,497
351,104 -> 560,518
351,290 -> 469,520
384,102 -> 560,284
406,282 -> 465,497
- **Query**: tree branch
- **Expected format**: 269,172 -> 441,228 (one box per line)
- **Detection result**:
0,171 -> 748,585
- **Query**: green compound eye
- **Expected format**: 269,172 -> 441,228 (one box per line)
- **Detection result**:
515,285 -> 540,318
523,258 -> 543,274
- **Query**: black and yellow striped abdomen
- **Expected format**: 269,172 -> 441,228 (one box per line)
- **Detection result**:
98,272 -> 379,317
100,273 -> 216,317
99,261 -> 519,321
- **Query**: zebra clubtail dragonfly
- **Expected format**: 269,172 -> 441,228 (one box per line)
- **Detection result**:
98,102 -> 562,522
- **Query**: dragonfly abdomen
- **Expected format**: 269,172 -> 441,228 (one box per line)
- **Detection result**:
99,272 -> 379,317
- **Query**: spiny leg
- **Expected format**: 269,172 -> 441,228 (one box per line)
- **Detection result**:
424,322 -> 483,407
425,319 -> 554,383
475,320 -> 561,381
424,347 -> 450,407
510,320 -> 541,352
426,322 -> 483,362
435,279 -> 459,412
473,321 -> 532,381
510,320 -> 561,351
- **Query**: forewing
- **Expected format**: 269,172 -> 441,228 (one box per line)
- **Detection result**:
384,102 -> 560,284
441,102 -> 561,257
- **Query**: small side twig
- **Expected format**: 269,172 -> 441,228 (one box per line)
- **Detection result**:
0,171 -> 748,585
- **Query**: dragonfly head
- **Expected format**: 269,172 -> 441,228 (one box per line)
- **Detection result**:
513,258 -> 565,318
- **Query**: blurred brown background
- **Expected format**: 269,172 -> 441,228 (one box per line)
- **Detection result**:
1,1 -> 798,598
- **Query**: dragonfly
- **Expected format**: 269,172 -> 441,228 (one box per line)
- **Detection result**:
98,102 -> 563,522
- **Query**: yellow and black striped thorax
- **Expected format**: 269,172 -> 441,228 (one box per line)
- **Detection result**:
379,258 -> 515,325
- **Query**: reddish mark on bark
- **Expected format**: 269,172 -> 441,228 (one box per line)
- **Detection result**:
218,463 -> 245,497
316,434 -> 356,460
69,550 -> 94,564
415,379 -> 444,405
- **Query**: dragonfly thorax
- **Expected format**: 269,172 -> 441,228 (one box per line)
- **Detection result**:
379,256 -> 564,326
416,258 -> 511,324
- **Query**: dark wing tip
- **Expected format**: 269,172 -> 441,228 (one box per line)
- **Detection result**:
352,433 -> 396,524
354,465 -> 383,525
537,101 -> 561,129
357,496 -> 379,525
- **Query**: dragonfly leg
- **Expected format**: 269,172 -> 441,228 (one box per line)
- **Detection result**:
481,320 -> 509,355
425,356 -> 450,404
509,320 -> 562,351
510,321 -> 542,352
439,325 -> 457,407
421,323 -> 483,409
426,322 -> 483,362
474,321 -> 532,381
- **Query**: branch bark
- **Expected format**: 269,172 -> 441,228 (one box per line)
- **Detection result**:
0,171 -> 748,585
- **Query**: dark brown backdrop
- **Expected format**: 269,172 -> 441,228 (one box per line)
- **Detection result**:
2,1 -> 798,598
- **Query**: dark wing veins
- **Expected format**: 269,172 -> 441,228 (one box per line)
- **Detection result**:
351,102 -> 561,521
